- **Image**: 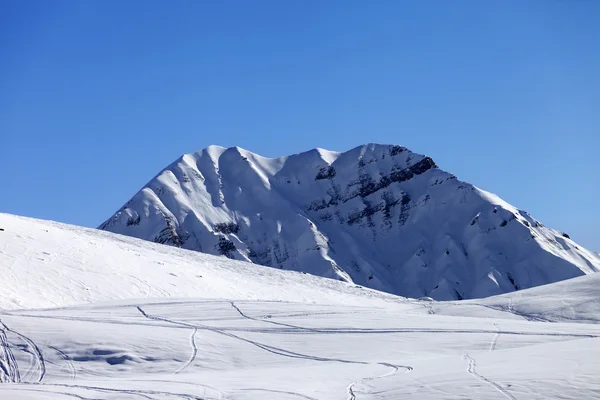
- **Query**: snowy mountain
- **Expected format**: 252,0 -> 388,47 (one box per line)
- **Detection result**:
1,213 -> 600,399
99,143 -> 600,300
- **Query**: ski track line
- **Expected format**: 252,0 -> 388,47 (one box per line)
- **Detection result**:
230,301 -> 317,332
347,362 -> 412,400
175,327 -> 198,375
0,319 -> 46,382
489,322 -> 500,352
136,306 -> 199,376
48,345 -> 76,380
464,354 -> 517,400
0,328 -> 20,383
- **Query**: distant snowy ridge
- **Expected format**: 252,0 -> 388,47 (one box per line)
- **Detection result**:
100,143 -> 600,300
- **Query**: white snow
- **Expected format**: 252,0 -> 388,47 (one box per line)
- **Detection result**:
1,213 -> 600,399
99,143 -> 600,300
0,213 -> 400,310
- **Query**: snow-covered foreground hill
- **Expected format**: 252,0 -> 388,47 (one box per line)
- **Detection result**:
1,213 -> 600,399
0,213 -> 400,310
100,144 -> 600,300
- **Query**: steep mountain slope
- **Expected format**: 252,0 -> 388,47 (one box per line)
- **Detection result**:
99,144 -> 600,300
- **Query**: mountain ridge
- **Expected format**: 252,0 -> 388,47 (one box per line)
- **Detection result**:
100,143 -> 600,300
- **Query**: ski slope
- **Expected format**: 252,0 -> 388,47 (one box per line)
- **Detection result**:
0,213 -> 400,310
1,213 -> 600,399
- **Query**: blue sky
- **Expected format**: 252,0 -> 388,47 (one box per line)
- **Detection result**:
1,1 -> 598,250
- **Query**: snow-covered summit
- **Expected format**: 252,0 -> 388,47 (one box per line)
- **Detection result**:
100,143 -> 600,300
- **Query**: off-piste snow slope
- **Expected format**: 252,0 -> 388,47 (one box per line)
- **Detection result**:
100,143 -> 600,300
1,213 -> 600,399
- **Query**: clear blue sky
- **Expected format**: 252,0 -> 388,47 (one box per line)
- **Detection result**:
1,1 -> 598,250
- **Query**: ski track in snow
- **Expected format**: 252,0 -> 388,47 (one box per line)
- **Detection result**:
0,319 -> 45,383
0,327 -> 20,383
230,301 -> 317,332
489,322 -> 500,352
48,345 -> 76,380
136,306 -> 200,376
175,327 -> 198,375
464,354 -> 517,400
347,362 -> 412,400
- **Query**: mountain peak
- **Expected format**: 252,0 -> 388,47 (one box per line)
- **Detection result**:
100,144 -> 599,300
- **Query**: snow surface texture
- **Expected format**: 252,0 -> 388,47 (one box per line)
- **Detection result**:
1,214 -> 600,399
100,144 -> 600,300
0,214 -> 399,311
